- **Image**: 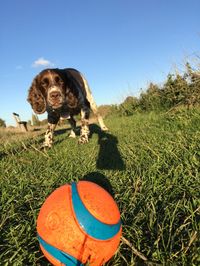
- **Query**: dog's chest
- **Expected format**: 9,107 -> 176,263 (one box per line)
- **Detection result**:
47,102 -> 81,119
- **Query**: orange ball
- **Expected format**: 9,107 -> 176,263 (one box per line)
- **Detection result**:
37,181 -> 122,266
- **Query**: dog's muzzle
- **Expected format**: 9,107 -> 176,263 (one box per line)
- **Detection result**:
48,86 -> 64,108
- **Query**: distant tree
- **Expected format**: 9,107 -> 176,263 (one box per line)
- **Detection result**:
32,114 -> 40,126
174,73 -> 190,107
27,120 -> 32,126
40,119 -> 48,125
119,96 -> 139,116
0,118 -> 6,127
185,62 -> 200,108
161,74 -> 177,108
139,83 -> 161,111
98,105 -> 113,117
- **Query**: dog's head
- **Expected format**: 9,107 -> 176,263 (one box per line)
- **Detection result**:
27,69 -> 67,114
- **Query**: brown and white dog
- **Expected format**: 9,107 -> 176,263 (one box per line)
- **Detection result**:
27,68 -> 108,147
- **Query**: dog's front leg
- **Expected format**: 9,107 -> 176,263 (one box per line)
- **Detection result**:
78,107 -> 90,144
43,123 -> 57,148
42,110 -> 60,148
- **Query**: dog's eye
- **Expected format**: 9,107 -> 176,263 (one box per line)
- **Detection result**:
54,76 -> 63,84
41,78 -> 49,86
54,76 -> 60,83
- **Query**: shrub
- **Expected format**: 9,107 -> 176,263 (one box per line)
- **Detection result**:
0,118 -> 6,127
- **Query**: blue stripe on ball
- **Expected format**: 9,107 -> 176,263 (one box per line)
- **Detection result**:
38,234 -> 84,266
71,182 -> 121,240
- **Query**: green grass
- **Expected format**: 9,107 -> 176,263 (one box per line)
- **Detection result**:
0,109 -> 200,265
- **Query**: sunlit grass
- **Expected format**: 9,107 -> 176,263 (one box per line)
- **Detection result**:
0,110 -> 200,265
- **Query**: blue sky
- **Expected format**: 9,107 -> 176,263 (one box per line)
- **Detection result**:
1,0 -> 199,126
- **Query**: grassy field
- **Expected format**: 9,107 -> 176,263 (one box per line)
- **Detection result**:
0,109 -> 200,265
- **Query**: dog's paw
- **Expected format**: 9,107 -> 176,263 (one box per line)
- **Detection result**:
78,135 -> 89,144
41,142 -> 52,149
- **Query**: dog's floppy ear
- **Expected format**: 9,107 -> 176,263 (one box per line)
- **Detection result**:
27,75 -> 46,114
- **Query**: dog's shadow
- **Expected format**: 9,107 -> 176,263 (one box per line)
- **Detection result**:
54,128 -> 71,136
90,124 -> 126,171
53,123 -> 125,171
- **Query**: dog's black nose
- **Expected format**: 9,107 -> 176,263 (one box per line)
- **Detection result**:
50,91 -> 61,99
